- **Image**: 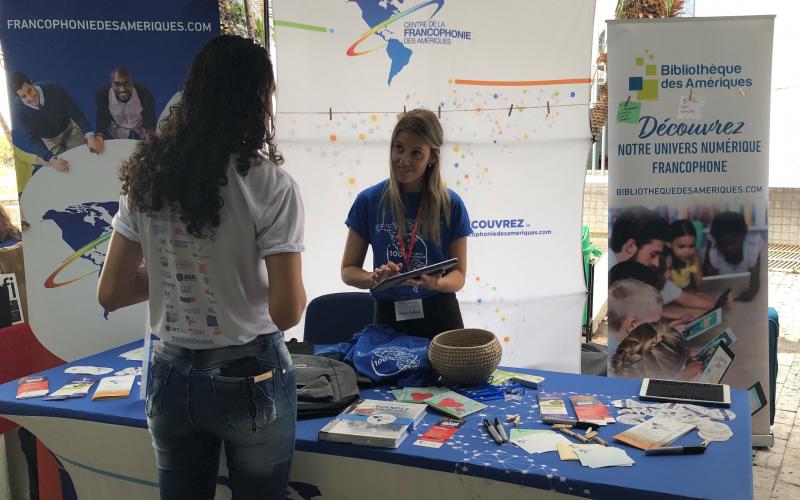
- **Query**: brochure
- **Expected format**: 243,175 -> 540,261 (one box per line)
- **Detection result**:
319,399 -> 427,448
490,369 -> 545,388
569,395 -> 616,425
413,417 -> 464,448
424,391 -> 486,419
537,393 -> 570,419
45,377 -> 96,400
613,417 -> 696,450
92,375 -> 136,400
16,376 -> 48,399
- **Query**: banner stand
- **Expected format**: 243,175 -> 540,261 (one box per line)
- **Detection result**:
607,16 -> 775,442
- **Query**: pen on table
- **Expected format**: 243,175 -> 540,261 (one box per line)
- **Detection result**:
493,417 -> 509,443
645,445 -> 707,456
544,418 -> 593,429
543,417 -> 577,426
483,419 -> 505,445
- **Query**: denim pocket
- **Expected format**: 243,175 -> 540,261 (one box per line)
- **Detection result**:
283,368 -> 297,419
146,359 -> 172,418
211,372 -> 277,434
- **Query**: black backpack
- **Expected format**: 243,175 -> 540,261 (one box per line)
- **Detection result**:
291,354 -> 360,420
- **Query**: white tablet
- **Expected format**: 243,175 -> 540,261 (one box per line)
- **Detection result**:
370,258 -> 459,293
701,272 -> 751,296
639,378 -> 731,407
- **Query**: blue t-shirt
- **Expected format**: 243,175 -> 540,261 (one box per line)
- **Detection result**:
345,180 -> 472,300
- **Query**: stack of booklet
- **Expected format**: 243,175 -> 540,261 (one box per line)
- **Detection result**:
613,417 -> 696,450
319,399 -> 427,448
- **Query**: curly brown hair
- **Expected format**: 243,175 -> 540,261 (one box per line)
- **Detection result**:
120,35 -> 282,237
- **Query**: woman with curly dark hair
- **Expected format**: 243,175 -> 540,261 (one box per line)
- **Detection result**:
97,35 -> 306,500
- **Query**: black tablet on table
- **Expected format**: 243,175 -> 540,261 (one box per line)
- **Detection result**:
370,258 -> 459,293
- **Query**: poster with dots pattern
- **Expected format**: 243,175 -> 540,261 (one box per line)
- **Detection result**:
274,0 -> 592,371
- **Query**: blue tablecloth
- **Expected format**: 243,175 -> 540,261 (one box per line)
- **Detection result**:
0,340 -> 753,500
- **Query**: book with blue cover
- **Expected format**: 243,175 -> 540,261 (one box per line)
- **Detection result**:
319,399 -> 427,448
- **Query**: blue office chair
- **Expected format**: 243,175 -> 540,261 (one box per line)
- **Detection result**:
303,292 -> 374,345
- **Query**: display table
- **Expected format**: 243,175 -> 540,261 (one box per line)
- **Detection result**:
0,322 -> 64,433
0,340 -> 753,500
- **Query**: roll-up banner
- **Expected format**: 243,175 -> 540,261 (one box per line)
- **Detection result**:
0,1 -> 220,363
607,16 -> 773,437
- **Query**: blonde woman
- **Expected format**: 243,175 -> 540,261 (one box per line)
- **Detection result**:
341,109 -> 471,340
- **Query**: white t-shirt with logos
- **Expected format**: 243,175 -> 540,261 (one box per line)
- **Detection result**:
113,154 -> 305,349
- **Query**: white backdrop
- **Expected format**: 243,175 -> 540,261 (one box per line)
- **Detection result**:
274,0 -> 594,371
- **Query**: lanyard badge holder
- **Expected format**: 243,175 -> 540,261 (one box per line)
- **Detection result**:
394,204 -> 424,321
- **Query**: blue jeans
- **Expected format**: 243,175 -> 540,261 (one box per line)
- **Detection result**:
146,332 -> 296,500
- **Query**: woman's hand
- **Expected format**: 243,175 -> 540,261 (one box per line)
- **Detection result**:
402,270 -> 444,291
677,310 -> 703,323
371,261 -> 402,285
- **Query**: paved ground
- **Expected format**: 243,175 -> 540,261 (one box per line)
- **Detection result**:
588,237 -> 800,499
752,270 -> 800,499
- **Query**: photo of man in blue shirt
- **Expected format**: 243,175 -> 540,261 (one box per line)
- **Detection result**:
10,72 -> 104,173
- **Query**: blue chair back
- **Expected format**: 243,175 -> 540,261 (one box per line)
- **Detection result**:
304,292 -> 373,344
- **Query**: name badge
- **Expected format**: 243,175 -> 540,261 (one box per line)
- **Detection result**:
395,299 -> 424,321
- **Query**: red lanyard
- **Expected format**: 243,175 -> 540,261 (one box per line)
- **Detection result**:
396,203 -> 424,272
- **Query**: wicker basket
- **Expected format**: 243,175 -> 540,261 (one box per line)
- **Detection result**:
428,329 -> 502,385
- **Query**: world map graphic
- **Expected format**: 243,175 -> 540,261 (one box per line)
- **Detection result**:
351,0 -> 436,85
42,201 -> 118,270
